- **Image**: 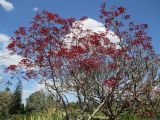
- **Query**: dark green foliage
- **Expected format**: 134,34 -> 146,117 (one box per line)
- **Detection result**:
25,90 -> 55,112
0,91 -> 12,119
9,80 -> 23,114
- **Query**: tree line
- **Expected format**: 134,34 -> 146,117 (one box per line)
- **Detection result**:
0,80 -> 55,119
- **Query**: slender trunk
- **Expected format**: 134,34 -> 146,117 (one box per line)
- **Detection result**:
88,97 -> 107,120
45,52 -> 70,120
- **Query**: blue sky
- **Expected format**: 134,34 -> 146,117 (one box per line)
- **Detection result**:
0,0 -> 160,51
0,0 -> 160,103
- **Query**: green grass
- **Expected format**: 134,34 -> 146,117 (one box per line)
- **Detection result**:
6,109 -> 155,120
8,109 -> 64,120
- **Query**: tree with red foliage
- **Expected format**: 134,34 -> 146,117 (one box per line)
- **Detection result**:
7,3 -> 160,120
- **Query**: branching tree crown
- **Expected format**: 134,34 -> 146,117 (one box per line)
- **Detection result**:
7,3 -> 160,120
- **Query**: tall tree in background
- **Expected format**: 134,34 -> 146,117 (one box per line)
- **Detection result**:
0,91 -> 12,120
9,80 -> 23,114
25,90 -> 55,112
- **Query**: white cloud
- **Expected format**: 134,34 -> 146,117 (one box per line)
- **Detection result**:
0,34 -> 22,66
78,18 -> 105,32
0,76 -> 3,83
79,18 -> 120,44
64,18 -> 120,49
0,0 -> 14,11
0,34 -> 9,51
22,81 -> 46,104
33,7 -> 39,12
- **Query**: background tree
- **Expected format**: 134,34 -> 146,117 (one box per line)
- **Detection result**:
0,91 -> 12,119
9,80 -> 23,114
25,90 -> 55,112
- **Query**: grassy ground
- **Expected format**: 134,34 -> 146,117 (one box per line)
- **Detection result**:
8,109 -> 64,120
6,108 -> 154,120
